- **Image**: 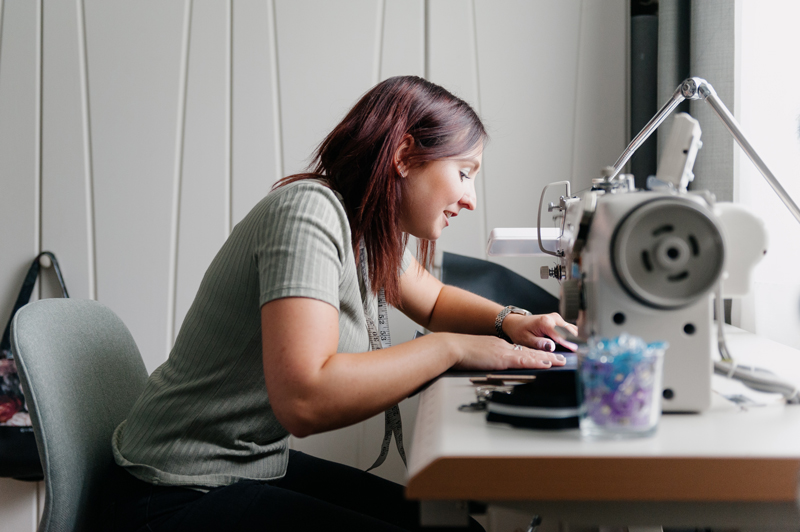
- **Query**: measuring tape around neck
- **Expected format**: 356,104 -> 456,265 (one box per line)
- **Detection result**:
358,240 -> 407,471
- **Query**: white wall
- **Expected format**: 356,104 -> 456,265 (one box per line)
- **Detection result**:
0,0 -> 626,528
735,0 -> 800,348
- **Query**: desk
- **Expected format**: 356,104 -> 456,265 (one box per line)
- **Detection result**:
406,327 -> 800,528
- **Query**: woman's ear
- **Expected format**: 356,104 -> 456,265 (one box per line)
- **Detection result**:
394,134 -> 413,178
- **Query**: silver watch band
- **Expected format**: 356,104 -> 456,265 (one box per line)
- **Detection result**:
495,305 -> 532,342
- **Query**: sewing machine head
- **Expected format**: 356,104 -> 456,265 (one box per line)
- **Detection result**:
537,113 -> 767,412
489,75 -> 799,410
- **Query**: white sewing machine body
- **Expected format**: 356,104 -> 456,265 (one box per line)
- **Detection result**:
489,96 -> 773,412
572,190 -> 722,412
490,185 -> 765,412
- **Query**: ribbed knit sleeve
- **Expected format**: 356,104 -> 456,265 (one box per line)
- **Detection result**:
257,182 -> 349,310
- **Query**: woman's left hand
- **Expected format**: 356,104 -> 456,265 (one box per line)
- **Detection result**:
502,312 -> 579,352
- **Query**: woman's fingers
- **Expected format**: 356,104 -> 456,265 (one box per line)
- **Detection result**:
535,313 -> 579,351
451,334 -> 566,371
528,337 -> 556,352
550,335 -> 578,352
504,312 -> 580,352
508,343 -> 566,369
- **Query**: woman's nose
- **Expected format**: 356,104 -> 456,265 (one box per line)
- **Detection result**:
459,181 -> 477,211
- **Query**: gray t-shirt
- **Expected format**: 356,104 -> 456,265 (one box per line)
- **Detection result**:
112,179 -> 412,488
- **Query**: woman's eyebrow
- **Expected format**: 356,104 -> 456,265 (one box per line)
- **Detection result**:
465,158 -> 481,172
454,157 -> 481,171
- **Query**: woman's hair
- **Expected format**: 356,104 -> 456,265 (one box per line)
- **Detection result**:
274,75 -> 487,306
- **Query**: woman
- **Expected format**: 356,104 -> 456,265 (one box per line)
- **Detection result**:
111,76 -> 577,531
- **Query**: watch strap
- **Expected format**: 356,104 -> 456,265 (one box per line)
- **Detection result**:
495,306 -> 531,342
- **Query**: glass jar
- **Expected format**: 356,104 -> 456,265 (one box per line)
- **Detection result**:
578,335 -> 667,438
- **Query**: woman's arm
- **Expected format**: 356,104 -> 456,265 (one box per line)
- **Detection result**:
262,256 -> 575,439
262,297 -> 554,437
397,256 -> 578,350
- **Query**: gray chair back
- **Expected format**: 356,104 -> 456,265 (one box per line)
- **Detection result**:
10,299 -> 148,532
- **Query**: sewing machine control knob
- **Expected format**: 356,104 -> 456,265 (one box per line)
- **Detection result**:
560,279 -> 581,323
541,265 -> 564,280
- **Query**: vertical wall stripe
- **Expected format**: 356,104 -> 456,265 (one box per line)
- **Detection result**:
0,1 -> 5,66
423,0 -> 429,79
470,0 -> 488,257
167,0 -> 193,351
469,0 -> 489,259
469,0 -> 481,114
225,0 -> 232,235
373,0 -> 385,83
36,0 -> 42,259
78,0 -> 97,300
569,0 -> 585,185
268,0 -> 284,180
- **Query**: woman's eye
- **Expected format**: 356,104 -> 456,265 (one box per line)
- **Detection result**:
459,171 -> 469,181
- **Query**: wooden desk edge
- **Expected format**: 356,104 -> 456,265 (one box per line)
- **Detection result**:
405,456 -> 800,502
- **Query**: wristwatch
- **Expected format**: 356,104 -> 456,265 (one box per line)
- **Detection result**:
495,306 -> 532,342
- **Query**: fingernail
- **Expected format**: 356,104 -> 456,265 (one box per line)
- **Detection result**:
546,341 -> 555,351
556,354 -> 566,362
544,361 -> 552,366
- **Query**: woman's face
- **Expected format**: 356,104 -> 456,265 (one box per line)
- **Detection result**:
398,144 -> 483,241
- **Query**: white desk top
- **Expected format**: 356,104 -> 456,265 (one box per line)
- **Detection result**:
406,327 -> 800,505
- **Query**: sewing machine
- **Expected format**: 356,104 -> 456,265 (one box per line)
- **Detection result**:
487,77 -> 798,412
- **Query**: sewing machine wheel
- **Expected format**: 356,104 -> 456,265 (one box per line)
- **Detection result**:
612,197 -> 724,309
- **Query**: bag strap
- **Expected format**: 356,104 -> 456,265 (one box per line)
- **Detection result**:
1,252 -> 69,354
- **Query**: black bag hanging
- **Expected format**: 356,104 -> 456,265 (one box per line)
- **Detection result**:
0,251 -> 69,481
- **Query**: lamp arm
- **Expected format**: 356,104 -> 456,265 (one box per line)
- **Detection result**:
607,84 -> 686,180
608,77 -> 800,225
692,80 -> 800,225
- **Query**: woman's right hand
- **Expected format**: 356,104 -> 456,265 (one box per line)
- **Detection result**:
437,333 -> 567,371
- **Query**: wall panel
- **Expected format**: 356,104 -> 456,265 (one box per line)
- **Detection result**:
474,0 -> 581,288
0,0 -> 40,337
231,0 -> 281,225
275,0 -> 380,175
174,1 -> 230,338
427,0 -> 486,259
84,0 -> 188,371
571,0 -> 627,189
0,4 -> 42,525
381,0 -> 424,80
737,0 -> 800,347
41,0 -> 93,301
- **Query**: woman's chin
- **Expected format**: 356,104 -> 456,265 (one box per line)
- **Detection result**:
404,228 -> 441,241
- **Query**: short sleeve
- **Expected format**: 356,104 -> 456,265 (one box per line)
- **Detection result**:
256,182 -> 351,311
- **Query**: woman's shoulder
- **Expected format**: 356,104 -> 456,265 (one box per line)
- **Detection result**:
267,178 -> 344,210
243,178 -> 350,239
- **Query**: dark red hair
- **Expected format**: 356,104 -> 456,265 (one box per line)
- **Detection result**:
274,76 -> 487,306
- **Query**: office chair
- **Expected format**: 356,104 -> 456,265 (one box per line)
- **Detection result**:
10,299 -> 148,532
440,252 -> 559,314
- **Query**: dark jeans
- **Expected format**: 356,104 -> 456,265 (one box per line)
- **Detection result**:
110,450 -> 485,532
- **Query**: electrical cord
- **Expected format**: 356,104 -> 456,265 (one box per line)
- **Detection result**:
713,282 -> 800,404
